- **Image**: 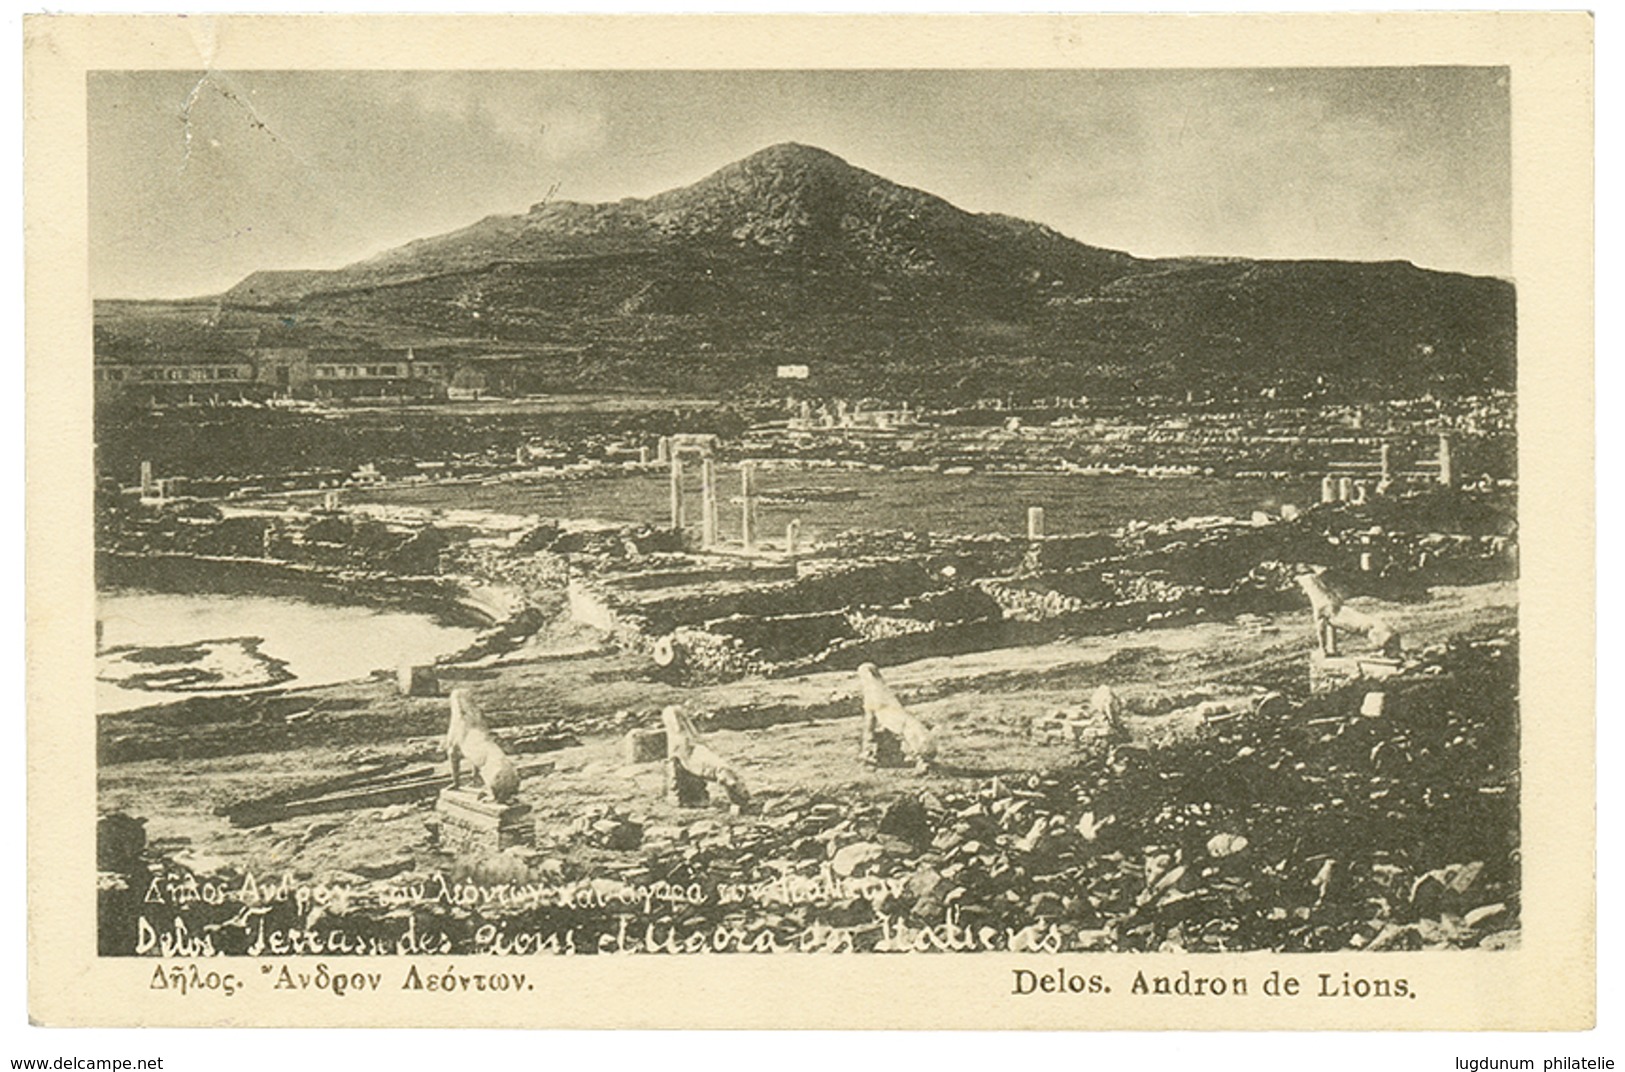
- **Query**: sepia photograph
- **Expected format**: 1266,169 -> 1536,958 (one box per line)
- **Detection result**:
89,63 -> 1523,961
23,12 -> 1594,1033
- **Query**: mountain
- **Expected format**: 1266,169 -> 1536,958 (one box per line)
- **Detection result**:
226,144 -> 1144,307
126,143 -> 1515,398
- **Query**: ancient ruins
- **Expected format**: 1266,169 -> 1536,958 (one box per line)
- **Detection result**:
96,393 -> 1521,956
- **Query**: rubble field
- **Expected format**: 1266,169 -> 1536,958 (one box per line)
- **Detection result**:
98,480 -> 1520,956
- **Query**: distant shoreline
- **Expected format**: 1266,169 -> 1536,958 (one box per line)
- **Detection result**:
95,551 -> 498,630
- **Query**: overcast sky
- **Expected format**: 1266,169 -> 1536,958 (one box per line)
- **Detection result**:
88,68 -> 1510,299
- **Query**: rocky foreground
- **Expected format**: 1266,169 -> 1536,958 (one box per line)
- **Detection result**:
101,618 -> 1517,957
97,470 -> 1521,957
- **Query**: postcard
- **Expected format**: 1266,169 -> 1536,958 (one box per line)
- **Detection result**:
24,12 -> 1593,1028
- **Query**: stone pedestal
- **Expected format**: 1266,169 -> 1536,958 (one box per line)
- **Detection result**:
436,788 -> 533,853
665,757 -> 711,807
860,724 -> 909,769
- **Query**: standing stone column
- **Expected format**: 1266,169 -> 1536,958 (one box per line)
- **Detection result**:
740,461 -> 756,553
140,461 -> 155,498
701,459 -> 719,548
786,519 -> 801,558
656,436 -> 671,464
639,446 -> 650,465
1321,476 -> 1337,504
669,458 -> 685,530
1337,476 -> 1354,503
1027,506 -> 1045,540
1437,434 -> 1455,487
1379,443 -> 1393,483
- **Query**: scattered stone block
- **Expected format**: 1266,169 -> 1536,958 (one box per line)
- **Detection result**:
1253,691 -> 1290,720
1310,652 -> 1404,694
352,850 -> 416,880
623,727 -> 667,764
905,865 -> 951,919
398,663 -> 438,697
588,816 -> 644,851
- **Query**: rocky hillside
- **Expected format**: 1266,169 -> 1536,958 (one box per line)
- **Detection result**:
114,142 -> 1514,399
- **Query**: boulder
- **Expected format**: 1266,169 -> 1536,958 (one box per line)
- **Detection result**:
831,841 -> 886,878
877,797 -> 933,850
